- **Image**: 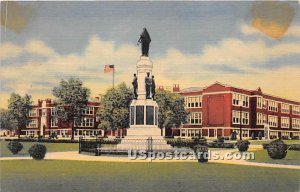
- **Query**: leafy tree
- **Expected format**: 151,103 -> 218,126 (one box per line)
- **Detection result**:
97,83 -> 134,135
7,93 -> 33,138
155,89 -> 189,129
0,109 -> 17,131
52,77 -> 90,140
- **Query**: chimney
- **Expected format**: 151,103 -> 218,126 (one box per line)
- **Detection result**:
173,84 -> 180,92
158,86 -> 164,91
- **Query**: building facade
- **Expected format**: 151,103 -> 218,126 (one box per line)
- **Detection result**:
22,98 -> 102,138
179,82 -> 300,139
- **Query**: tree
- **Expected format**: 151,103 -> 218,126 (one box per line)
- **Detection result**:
7,93 -> 33,138
155,89 -> 189,130
0,109 -> 17,131
97,83 -> 134,135
52,77 -> 90,140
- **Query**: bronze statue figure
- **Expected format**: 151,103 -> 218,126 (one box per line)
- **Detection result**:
151,75 -> 156,100
132,74 -> 138,99
138,28 -> 151,57
145,72 -> 152,99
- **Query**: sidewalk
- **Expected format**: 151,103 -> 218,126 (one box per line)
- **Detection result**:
1,149 -> 299,170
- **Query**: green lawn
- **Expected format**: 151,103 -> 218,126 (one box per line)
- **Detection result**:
249,140 -> 300,145
1,160 -> 299,192
0,141 -> 78,157
249,149 -> 300,166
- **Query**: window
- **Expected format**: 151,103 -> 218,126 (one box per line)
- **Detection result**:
292,118 -> 300,129
80,118 -> 94,127
268,100 -> 278,112
281,103 -> 290,114
51,117 -> 58,127
51,108 -> 57,116
292,105 -> 300,115
257,97 -> 262,108
29,109 -> 38,117
263,114 -> 267,124
232,111 -> 249,125
27,119 -> 38,128
232,93 -> 249,107
189,112 -> 202,125
185,96 -> 202,108
84,107 -> 94,115
268,115 -> 278,127
257,113 -> 263,125
281,117 -> 289,128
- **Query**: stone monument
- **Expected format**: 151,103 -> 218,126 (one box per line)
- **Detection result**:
117,28 -> 171,151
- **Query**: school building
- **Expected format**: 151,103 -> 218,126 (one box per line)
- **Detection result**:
177,82 -> 300,139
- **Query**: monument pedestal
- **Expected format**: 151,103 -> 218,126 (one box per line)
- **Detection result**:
117,56 -> 171,151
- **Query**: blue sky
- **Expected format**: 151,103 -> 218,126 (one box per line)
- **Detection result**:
1,1 -> 300,107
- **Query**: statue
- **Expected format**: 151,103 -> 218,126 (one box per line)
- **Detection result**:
137,28 -> 151,57
145,72 -> 152,99
151,75 -> 156,100
132,74 -> 138,99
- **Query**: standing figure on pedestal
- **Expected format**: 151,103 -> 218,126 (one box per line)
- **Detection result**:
137,28 -> 151,57
145,72 -> 152,99
151,75 -> 156,100
132,74 -> 138,99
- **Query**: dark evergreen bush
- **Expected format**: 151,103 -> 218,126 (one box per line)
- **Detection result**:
258,132 -> 263,140
28,144 -> 47,160
231,131 -> 237,140
194,145 -> 209,163
267,139 -> 287,159
7,140 -> 23,154
236,140 -> 250,152
288,144 -> 300,151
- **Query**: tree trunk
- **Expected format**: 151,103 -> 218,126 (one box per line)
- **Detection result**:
71,121 -> 75,140
18,127 -> 21,138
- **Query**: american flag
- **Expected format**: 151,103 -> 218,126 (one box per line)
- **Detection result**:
104,65 -> 114,73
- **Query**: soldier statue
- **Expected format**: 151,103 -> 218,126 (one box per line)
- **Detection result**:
151,75 -> 156,100
145,72 -> 152,99
132,74 -> 138,99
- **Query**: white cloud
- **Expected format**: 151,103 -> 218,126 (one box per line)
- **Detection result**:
24,40 -> 58,58
0,42 -> 23,60
241,24 -> 260,35
1,35 -> 300,108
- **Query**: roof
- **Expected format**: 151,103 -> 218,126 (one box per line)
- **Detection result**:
179,87 -> 203,93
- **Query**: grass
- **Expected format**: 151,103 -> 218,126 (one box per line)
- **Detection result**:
0,140 -> 78,157
1,160 -> 299,192
249,149 -> 300,166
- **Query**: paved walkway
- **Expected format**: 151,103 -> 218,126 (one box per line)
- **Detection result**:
1,147 -> 300,170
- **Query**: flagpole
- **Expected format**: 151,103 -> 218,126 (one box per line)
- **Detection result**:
113,66 -> 115,89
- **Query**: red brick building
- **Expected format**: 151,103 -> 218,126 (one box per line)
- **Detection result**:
178,82 -> 300,139
22,97 -> 102,138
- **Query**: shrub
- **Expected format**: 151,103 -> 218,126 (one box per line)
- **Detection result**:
7,140 -> 23,154
262,143 -> 269,149
288,144 -> 300,151
28,144 -> 47,160
194,145 -> 209,163
217,137 -> 224,148
267,139 -> 287,159
236,140 -> 250,152
258,132 -> 263,140
251,132 -> 256,140
223,143 -> 235,148
231,131 -> 237,140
